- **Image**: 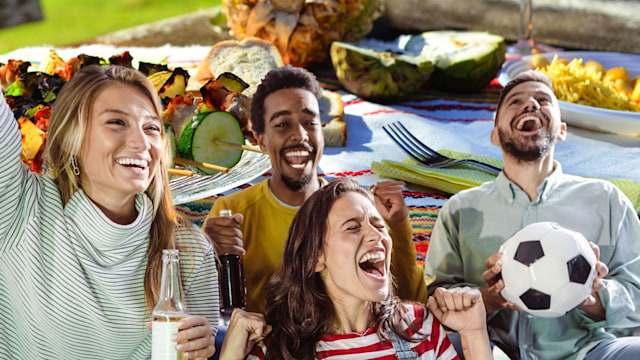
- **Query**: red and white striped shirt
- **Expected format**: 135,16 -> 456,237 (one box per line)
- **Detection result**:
248,304 -> 459,360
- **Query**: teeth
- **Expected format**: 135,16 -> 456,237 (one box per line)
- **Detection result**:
359,251 -> 385,264
515,116 -> 542,130
285,150 -> 310,157
116,158 -> 148,168
285,149 -> 310,169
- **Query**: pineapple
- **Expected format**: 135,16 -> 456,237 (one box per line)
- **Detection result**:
222,0 -> 383,67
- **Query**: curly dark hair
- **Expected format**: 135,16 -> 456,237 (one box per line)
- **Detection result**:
263,178 -> 425,359
250,65 -> 322,135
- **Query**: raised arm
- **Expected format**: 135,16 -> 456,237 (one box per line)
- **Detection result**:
0,91 -> 23,183
0,92 -> 31,242
371,181 -> 428,303
428,287 -> 493,360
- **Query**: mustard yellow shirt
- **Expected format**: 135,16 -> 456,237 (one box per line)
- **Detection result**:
205,178 -> 428,313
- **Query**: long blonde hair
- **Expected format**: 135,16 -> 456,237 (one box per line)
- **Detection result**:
44,64 -> 179,312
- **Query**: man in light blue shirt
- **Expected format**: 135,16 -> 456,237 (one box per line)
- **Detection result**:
425,70 -> 640,360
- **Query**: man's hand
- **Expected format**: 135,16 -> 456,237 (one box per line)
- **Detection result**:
203,213 -> 245,256
370,181 -> 408,223
480,252 -> 522,314
578,242 -> 608,319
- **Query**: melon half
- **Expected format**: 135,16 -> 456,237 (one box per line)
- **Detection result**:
406,31 -> 506,92
330,41 -> 434,101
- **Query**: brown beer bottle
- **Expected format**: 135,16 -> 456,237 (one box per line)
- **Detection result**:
218,209 -> 246,315
151,249 -> 188,360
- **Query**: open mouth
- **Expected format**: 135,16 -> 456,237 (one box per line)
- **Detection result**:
115,158 -> 149,170
514,115 -> 543,132
284,149 -> 312,169
358,251 -> 386,279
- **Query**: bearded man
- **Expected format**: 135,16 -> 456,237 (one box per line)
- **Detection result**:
425,70 -> 640,360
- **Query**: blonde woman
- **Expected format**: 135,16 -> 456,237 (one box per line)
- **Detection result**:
0,65 -> 218,359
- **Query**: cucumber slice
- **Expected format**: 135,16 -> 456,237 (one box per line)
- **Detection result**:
178,111 -> 244,175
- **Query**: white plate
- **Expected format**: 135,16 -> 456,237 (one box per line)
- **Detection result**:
170,149 -> 270,205
498,51 -> 640,136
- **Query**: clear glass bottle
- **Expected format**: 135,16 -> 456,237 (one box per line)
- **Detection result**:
218,209 -> 246,315
152,249 -> 188,360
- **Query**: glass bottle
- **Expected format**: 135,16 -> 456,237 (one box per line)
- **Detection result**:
218,209 -> 246,315
152,249 -> 188,360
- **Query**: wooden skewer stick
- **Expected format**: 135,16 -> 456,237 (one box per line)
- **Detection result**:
215,140 -> 266,154
168,168 -> 194,177
174,158 -> 229,174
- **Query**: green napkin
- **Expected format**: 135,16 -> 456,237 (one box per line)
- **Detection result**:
372,150 -> 640,213
605,178 -> 640,214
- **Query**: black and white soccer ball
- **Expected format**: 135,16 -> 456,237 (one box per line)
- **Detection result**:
499,222 -> 597,318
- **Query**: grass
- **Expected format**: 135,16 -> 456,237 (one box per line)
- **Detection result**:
0,0 -> 222,55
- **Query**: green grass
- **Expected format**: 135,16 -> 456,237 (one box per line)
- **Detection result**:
0,0 -> 222,55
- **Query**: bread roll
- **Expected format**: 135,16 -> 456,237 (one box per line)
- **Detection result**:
190,38 -> 347,147
190,37 -> 284,96
319,90 -> 346,147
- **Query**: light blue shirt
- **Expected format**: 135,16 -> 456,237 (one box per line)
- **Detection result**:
425,163 -> 640,360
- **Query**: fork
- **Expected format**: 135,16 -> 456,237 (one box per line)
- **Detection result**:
382,121 -> 502,174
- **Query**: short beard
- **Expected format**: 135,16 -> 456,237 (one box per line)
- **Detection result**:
280,173 -> 314,192
498,128 -> 553,162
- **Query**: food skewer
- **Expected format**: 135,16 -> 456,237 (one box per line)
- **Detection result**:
173,158 -> 229,174
168,168 -> 194,177
178,112 -> 246,175
214,140 -> 266,154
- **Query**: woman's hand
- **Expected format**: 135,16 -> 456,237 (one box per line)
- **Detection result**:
428,287 -> 493,360
147,315 -> 216,359
427,287 -> 486,334
175,315 -> 216,359
220,309 -> 271,360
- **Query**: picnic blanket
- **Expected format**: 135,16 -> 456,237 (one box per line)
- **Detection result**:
178,76 -> 640,266
4,44 -> 640,266
173,77 -> 505,266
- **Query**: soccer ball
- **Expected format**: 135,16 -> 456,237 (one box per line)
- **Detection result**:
499,222 -> 597,318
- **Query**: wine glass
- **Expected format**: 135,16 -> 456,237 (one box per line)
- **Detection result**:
507,0 -> 557,58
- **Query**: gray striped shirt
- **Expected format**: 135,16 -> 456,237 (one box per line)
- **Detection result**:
0,96 -> 219,359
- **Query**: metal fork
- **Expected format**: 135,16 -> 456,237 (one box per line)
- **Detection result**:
382,121 -> 502,174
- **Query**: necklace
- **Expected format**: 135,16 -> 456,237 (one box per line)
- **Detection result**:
331,324 -> 375,337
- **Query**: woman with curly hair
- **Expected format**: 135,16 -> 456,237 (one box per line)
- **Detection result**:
220,178 -> 492,360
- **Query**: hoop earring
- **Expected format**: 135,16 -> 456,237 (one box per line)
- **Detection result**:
71,156 -> 80,176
